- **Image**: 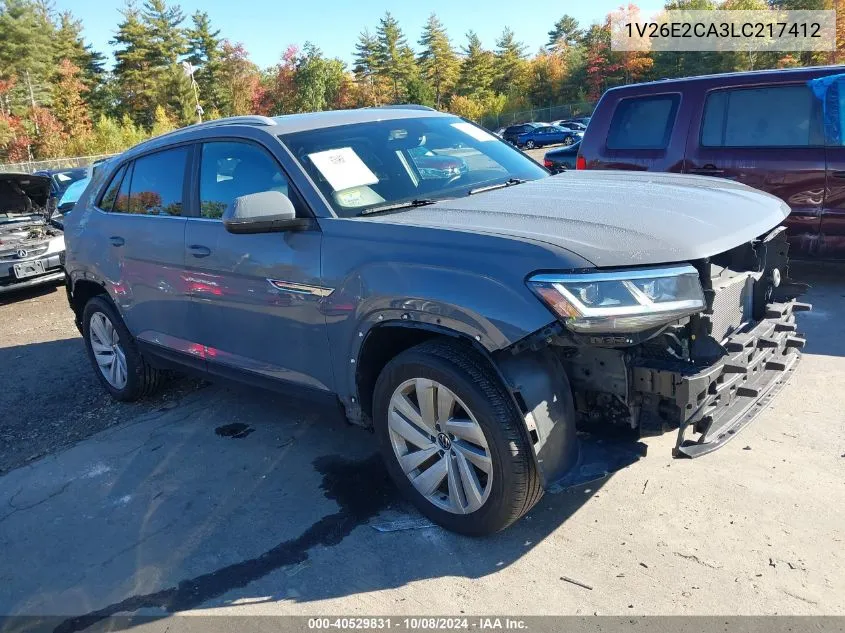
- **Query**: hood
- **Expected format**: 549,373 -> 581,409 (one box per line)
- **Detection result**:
0,173 -> 52,214
364,171 -> 790,267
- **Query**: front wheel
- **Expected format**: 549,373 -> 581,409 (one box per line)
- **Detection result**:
562,136 -> 575,146
373,340 -> 543,535
524,140 -> 535,149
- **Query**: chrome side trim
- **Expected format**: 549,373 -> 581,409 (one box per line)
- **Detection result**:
267,278 -> 334,298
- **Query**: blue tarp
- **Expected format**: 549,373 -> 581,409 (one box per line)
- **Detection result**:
808,73 -> 845,145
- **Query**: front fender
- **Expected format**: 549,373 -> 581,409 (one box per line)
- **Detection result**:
498,349 -> 579,488
323,260 -> 558,405
319,217 -> 591,415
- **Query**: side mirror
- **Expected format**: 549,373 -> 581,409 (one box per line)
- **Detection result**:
222,191 -> 309,234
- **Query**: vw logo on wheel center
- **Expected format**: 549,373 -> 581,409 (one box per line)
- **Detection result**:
436,432 -> 452,450
16,249 -> 28,259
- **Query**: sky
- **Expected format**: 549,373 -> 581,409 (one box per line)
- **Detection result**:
56,0 -> 666,69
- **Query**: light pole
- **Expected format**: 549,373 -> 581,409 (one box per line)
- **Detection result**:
182,61 -> 204,124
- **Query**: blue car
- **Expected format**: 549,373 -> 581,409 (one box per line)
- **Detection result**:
55,158 -> 111,215
516,125 -> 581,149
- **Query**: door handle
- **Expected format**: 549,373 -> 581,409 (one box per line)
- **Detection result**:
188,244 -> 211,258
109,236 -> 124,247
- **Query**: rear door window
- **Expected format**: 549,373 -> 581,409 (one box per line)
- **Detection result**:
113,163 -> 132,213
125,147 -> 189,216
701,85 -> 820,147
98,165 -> 127,211
607,95 -> 679,150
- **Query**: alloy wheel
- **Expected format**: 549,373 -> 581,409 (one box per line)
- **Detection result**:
525,140 -> 535,149
387,378 -> 493,514
89,312 -> 128,389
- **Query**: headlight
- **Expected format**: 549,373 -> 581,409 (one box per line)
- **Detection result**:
528,265 -> 705,333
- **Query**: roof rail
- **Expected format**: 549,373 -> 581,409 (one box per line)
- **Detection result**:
195,115 -> 277,127
135,115 -> 277,148
372,104 -> 436,111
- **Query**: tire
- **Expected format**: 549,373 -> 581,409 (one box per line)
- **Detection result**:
525,140 -> 535,149
82,296 -> 163,402
372,339 -> 543,535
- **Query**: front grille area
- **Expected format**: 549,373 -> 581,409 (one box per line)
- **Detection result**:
0,243 -> 49,261
708,270 -> 753,341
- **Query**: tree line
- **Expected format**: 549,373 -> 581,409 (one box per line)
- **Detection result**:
0,0 -> 840,163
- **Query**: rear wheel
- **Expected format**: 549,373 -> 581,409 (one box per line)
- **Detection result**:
82,296 -> 163,401
373,340 -> 543,535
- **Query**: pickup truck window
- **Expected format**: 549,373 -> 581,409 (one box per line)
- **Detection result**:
607,94 -> 679,150
279,116 -> 547,218
701,85 -> 820,148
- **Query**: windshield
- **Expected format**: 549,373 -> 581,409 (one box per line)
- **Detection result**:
279,116 -> 547,217
51,169 -> 88,194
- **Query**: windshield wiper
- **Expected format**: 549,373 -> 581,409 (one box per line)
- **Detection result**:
357,198 -> 438,217
468,178 -> 527,196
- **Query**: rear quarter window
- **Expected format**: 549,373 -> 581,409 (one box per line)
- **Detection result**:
606,94 -> 680,150
701,84 -> 821,148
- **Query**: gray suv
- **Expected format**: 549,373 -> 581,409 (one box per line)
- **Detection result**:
64,108 -> 808,535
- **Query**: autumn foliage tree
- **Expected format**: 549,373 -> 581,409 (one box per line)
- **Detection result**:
52,60 -> 91,140
0,0 -> 840,163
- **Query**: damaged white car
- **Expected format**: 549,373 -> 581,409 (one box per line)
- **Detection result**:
0,173 -> 65,293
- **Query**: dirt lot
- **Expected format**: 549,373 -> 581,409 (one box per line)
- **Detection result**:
1,257 -> 844,626
0,284 -> 203,475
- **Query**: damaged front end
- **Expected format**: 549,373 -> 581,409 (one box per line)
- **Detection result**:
0,173 -> 65,292
517,227 -> 807,471
631,228 -> 808,457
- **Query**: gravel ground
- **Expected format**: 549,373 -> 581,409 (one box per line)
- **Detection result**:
0,283 -> 202,475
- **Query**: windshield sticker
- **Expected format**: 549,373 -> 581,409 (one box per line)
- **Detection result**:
451,122 -> 496,142
308,147 -> 379,191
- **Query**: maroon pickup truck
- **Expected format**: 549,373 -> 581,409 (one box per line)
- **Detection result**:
578,66 -> 845,259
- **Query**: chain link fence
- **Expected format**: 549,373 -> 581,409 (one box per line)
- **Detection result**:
480,102 -> 595,131
0,153 -> 116,174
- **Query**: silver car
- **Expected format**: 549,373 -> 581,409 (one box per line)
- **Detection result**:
0,173 -> 65,293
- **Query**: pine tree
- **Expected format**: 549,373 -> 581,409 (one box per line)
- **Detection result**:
111,3 -> 156,127
547,15 -> 583,51
353,29 -> 382,106
375,12 -> 416,103
142,0 -> 186,67
417,14 -> 459,108
186,11 -> 225,115
457,31 -> 495,98
0,0 -> 56,112
493,28 -> 528,97
140,0 -> 190,123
